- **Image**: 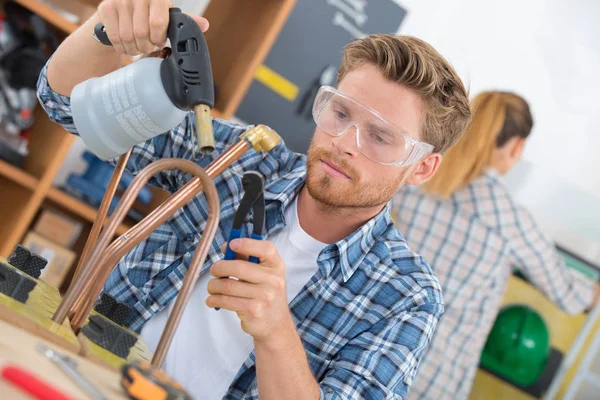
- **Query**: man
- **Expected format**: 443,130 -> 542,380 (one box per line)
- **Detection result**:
37,1 -> 471,398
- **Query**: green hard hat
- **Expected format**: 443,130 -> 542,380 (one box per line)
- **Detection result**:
481,304 -> 550,386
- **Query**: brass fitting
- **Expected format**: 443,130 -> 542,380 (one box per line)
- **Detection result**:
193,104 -> 215,155
241,125 -> 282,153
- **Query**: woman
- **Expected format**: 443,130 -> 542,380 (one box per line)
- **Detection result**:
393,91 -> 599,400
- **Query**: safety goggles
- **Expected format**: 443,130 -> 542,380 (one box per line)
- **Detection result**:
312,85 -> 434,166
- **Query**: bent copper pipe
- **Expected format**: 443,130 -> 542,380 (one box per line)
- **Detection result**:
58,139 -> 248,326
55,125 -> 281,325
66,159 -> 220,343
70,150 -> 132,285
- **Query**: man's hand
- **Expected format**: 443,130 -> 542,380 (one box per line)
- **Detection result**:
208,239 -> 321,399
97,0 -> 209,56
206,239 -> 296,345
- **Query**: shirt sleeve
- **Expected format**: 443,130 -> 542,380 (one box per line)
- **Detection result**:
36,60 -> 244,194
505,204 -> 596,315
318,301 -> 443,399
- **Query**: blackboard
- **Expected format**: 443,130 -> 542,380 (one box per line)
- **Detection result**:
235,0 -> 407,153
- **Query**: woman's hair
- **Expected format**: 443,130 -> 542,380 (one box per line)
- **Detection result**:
421,91 -> 533,198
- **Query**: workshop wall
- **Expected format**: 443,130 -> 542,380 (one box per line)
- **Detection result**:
397,0 -> 600,262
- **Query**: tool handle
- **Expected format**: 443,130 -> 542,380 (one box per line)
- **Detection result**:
160,8 -> 214,110
93,23 -> 112,46
1,365 -> 73,400
224,230 -> 263,263
224,228 -> 242,261
217,231 -> 262,311
248,232 -> 264,264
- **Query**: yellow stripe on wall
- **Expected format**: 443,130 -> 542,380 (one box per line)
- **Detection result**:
254,64 -> 299,102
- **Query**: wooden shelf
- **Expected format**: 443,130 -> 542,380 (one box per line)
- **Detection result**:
46,187 -> 132,236
212,108 -> 223,119
0,177 -> 37,255
203,0 -> 296,119
0,0 -> 294,271
0,160 -> 39,190
12,0 -> 83,34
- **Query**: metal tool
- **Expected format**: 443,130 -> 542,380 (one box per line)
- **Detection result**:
296,64 -> 336,120
224,171 -> 266,263
36,342 -> 107,400
332,11 -> 368,39
344,0 -> 367,13
73,7 -> 215,160
327,0 -> 368,26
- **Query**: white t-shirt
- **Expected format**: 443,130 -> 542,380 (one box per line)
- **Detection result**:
141,194 -> 326,398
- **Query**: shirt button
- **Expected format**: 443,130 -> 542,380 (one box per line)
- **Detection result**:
326,388 -> 333,394
186,233 -> 195,242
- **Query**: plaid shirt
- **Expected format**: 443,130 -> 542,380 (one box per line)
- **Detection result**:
37,63 -> 444,399
392,169 -> 595,400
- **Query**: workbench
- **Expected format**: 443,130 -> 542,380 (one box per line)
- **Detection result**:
0,318 -> 129,399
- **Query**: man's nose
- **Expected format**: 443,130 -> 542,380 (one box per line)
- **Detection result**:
332,123 -> 359,158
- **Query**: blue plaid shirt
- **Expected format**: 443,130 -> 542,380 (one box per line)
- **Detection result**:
37,62 -> 444,399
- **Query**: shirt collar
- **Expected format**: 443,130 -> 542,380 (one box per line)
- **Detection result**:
331,202 -> 394,282
263,169 -> 306,208
263,165 -> 395,283
262,167 -> 307,237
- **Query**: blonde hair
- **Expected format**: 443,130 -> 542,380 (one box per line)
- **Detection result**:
421,91 -> 533,198
338,34 -> 472,154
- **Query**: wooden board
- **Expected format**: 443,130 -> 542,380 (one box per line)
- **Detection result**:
0,180 -> 35,256
470,369 -> 536,400
0,319 -> 128,399
46,187 -> 133,236
0,258 -> 80,352
0,160 -> 39,190
12,0 -> 96,34
203,0 -> 296,118
0,258 -> 152,376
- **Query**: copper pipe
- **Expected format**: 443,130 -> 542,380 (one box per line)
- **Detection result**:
55,138 -> 247,324
54,125 -> 281,326
70,150 -> 131,285
69,139 -> 250,329
65,159 -> 220,337
151,184 -> 219,366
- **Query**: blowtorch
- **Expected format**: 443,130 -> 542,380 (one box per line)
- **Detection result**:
70,7 -> 215,160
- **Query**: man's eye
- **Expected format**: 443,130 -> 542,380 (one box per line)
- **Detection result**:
335,111 -> 348,120
370,132 -> 390,144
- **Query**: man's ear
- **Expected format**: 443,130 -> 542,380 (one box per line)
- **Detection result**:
405,153 -> 442,185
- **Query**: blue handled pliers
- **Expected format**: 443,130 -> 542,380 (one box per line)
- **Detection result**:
224,171 -> 265,263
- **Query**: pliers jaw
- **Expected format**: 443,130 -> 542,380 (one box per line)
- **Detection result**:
224,171 -> 265,263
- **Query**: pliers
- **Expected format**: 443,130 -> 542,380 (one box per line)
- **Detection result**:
224,171 -> 265,263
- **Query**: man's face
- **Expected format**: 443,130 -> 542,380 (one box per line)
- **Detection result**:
306,63 -> 426,209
